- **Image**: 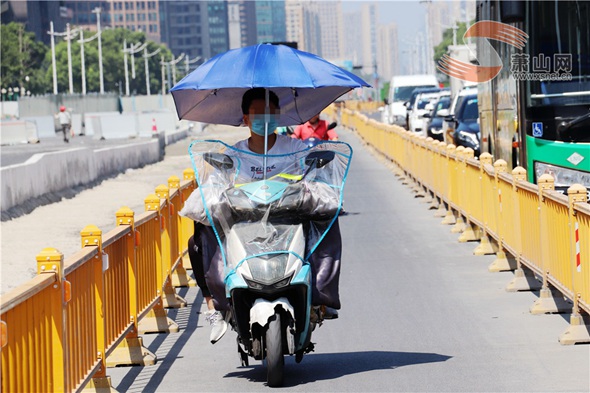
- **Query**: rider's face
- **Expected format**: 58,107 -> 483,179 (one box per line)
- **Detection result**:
243,99 -> 279,125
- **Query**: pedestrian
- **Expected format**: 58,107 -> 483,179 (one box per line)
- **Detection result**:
292,111 -> 338,141
56,106 -> 71,143
183,88 -> 342,344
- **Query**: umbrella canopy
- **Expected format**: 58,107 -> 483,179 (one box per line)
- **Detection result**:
170,44 -> 370,126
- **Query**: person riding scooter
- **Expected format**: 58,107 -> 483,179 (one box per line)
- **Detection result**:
183,88 -> 342,344
292,111 -> 339,141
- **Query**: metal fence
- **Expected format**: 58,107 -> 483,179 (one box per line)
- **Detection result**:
0,171 -> 197,392
340,108 -> 590,345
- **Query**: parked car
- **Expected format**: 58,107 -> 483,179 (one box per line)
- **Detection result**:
424,95 -> 451,141
448,93 -> 480,155
442,84 -> 478,144
408,92 -> 442,134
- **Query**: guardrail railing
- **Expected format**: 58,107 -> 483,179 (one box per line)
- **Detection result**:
340,108 -> 590,345
1,170 -> 197,392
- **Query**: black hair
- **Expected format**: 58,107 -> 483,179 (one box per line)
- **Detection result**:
241,88 -> 280,114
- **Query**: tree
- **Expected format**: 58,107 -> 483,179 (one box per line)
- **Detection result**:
433,22 -> 469,65
44,27 -> 173,95
1,22 -> 50,95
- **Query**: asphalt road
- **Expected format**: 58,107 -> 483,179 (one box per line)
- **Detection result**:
107,127 -> 590,392
0,134 -> 157,167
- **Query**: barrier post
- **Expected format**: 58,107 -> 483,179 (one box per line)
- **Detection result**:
155,184 -> 187,309
181,168 -> 196,271
458,148 -> 482,242
104,208 -> 156,368
168,176 -> 196,288
441,145 -> 457,225
450,146 -> 467,233
506,167 -> 542,291
559,184 -> 590,345
36,248 -> 68,392
488,160 -> 517,272
530,174 -> 571,314
78,226 -> 110,390
473,153 -> 497,255
137,194 -> 179,334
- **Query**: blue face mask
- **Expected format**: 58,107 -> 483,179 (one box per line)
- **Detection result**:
250,115 -> 278,136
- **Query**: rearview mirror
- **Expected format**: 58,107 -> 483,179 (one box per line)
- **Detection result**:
202,152 -> 234,170
383,98 -> 389,105
327,122 -> 337,130
305,151 -> 335,168
436,109 -> 449,117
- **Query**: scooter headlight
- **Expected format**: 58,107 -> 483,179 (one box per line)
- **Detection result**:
247,253 -> 289,285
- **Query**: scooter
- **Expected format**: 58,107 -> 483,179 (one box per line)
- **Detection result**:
185,140 -> 351,387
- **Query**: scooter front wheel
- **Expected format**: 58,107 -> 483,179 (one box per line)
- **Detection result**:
265,312 -> 284,387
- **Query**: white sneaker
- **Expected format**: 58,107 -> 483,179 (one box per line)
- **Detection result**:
205,310 -> 228,344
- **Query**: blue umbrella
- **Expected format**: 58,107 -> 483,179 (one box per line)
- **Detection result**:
170,44 -> 370,126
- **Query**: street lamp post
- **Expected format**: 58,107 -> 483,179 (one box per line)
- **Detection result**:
123,41 -> 148,95
78,29 -> 102,95
185,55 -> 201,74
92,7 -> 104,94
49,22 -> 58,95
66,24 -> 74,94
143,47 -> 161,96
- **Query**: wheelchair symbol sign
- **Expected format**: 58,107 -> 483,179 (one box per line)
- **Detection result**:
532,122 -> 543,137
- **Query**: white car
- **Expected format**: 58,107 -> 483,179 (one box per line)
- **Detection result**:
408,92 -> 444,135
385,74 -> 439,126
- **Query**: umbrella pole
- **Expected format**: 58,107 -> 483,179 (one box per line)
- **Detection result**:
263,88 -> 269,180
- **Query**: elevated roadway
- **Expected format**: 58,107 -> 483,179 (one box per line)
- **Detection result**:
93,127 -> 588,392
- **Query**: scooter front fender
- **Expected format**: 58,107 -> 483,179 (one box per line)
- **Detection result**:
249,297 -> 295,329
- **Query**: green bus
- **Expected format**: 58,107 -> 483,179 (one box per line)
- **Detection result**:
477,0 -> 590,194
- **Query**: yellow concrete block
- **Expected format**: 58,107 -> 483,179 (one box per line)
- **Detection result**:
105,337 -> 156,367
138,307 -> 179,334
82,376 -> 120,393
488,250 -> 517,272
506,268 -> 541,292
530,288 -> 571,314
559,314 -> 590,345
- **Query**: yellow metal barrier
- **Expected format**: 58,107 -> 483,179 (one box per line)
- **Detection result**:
343,110 -> 590,344
1,167 -> 198,391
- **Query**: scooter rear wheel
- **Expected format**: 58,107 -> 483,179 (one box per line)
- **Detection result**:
265,312 -> 284,387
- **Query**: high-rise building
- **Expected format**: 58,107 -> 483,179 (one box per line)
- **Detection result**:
360,2 -> 377,74
255,0 -> 286,43
285,0 -> 304,50
342,11 -> 361,66
227,0 -> 260,48
66,0 -> 161,43
377,23 -> 399,81
207,0 -> 230,56
1,0 -> 70,45
316,1 -> 342,60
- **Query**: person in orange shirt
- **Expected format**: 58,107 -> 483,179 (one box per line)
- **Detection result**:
292,112 -> 338,141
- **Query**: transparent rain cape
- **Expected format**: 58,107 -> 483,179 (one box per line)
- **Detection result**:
180,140 -> 352,271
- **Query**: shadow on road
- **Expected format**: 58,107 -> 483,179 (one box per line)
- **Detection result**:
225,350 -> 452,387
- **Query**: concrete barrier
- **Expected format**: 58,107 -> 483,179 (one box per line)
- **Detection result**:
1,139 -> 161,215
0,120 -> 38,145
